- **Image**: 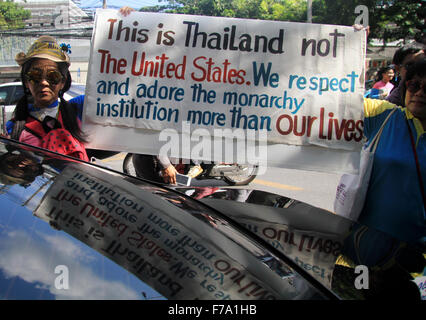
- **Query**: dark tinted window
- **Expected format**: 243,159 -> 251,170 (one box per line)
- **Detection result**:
0,86 -> 13,104
10,85 -> 24,104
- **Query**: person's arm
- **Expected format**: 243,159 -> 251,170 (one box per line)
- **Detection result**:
156,155 -> 177,184
157,155 -> 171,169
161,165 -> 177,184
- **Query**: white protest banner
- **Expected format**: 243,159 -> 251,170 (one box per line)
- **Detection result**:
34,164 -> 300,299
83,9 -> 366,174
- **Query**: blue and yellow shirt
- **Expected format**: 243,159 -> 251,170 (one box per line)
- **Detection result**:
359,99 -> 426,245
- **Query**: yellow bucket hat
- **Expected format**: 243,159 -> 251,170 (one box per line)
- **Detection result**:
15,35 -> 70,66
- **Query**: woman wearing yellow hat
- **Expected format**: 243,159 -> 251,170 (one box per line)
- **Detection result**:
6,35 -> 89,161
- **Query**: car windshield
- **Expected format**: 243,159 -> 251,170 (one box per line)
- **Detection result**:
0,138 -> 423,301
0,139 -> 339,300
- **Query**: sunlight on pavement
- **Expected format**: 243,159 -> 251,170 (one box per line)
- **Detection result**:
252,179 -> 304,191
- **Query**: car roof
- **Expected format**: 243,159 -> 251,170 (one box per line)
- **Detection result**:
0,82 -> 85,101
0,82 -> 85,88
0,82 -> 22,87
0,138 -> 423,300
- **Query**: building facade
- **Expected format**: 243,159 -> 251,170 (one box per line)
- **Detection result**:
0,0 -> 92,83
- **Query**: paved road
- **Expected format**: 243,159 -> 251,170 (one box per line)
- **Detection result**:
96,153 -> 343,212
250,166 -> 342,212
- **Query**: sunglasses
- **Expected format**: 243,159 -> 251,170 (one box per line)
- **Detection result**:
406,79 -> 426,94
25,69 -> 64,86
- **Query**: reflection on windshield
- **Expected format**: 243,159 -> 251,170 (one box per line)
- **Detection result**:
0,229 -> 142,299
0,145 -> 163,300
0,144 -> 320,299
33,163 -> 311,299
0,142 -> 424,300
182,187 -> 426,300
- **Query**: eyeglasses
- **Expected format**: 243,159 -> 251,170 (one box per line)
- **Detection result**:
25,69 -> 64,86
406,79 -> 426,94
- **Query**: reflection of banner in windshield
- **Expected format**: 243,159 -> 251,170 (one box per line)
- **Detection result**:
199,196 -> 352,288
83,9 -> 366,174
238,219 -> 342,288
34,165 -> 295,299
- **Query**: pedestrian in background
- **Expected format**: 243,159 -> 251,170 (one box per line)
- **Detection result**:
371,65 -> 395,99
387,44 -> 425,106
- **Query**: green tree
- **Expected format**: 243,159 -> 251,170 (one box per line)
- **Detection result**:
311,0 -> 373,26
370,0 -> 425,44
0,0 -> 31,30
312,0 -> 424,45
141,0 -> 425,44
267,0 -> 307,21
167,0 -> 268,19
143,0 -> 307,21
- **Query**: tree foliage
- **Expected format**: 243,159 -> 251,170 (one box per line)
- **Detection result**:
369,0 -> 425,44
141,0 -> 425,44
313,0 -> 425,44
147,0 -> 307,21
0,0 -> 31,30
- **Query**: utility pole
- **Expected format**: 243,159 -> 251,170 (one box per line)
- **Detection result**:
307,0 -> 312,23
103,0 -> 107,9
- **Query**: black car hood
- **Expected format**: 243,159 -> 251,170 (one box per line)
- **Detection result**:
0,138 -> 424,300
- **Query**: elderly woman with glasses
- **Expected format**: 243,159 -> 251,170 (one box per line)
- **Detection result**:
6,7 -> 136,162
5,36 -> 89,161
358,57 -> 426,245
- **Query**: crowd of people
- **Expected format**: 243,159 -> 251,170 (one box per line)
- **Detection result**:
0,8 -> 425,248
367,43 -> 425,101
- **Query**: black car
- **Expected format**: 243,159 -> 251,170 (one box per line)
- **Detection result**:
0,137 -> 424,301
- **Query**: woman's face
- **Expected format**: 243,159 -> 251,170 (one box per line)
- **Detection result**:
382,69 -> 394,83
25,58 -> 65,108
405,75 -> 426,126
